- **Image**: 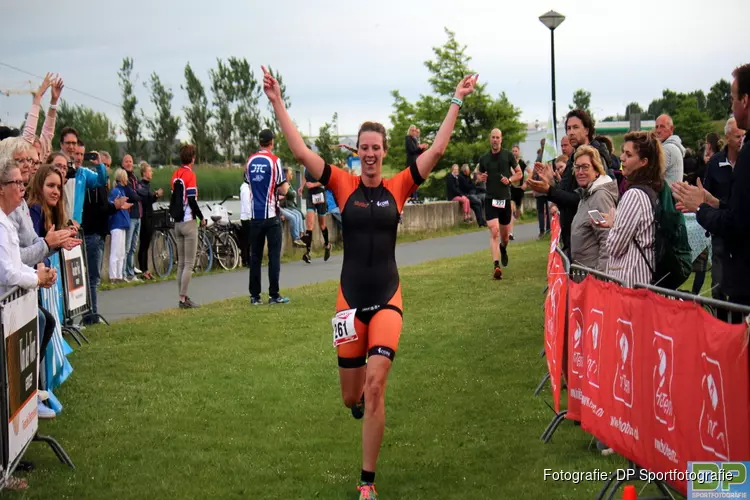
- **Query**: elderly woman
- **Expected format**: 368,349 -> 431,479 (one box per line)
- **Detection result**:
599,131 -> 664,287
570,146 -> 619,271
109,169 -> 131,282
0,157 -> 58,431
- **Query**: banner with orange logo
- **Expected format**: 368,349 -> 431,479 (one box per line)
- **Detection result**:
544,214 -> 566,412
566,276 -> 750,495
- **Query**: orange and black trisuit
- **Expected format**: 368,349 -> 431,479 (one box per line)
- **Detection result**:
318,160 -> 424,368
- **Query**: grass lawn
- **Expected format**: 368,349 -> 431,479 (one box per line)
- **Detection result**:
16,238 -> 678,500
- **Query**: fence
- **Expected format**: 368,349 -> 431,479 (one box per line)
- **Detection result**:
537,214 -> 750,499
0,287 -> 74,490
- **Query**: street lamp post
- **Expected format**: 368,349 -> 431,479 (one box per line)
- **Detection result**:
539,10 -> 565,143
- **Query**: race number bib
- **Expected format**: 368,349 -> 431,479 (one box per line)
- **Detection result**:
312,193 -> 325,205
492,199 -> 506,209
332,309 -> 358,347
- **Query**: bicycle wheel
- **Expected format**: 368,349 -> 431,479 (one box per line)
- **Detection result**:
193,229 -> 213,274
215,232 -> 240,271
150,230 -> 173,277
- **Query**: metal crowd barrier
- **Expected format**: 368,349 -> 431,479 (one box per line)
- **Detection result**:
537,259 -> 750,500
0,287 -> 73,491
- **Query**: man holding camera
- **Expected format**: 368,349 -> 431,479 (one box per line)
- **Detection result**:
58,128 -> 109,224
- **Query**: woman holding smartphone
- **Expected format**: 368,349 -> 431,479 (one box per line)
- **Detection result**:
569,145 -> 618,271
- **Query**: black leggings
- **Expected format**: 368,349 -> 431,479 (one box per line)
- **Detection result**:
39,306 -> 54,362
138,218 -> 154,273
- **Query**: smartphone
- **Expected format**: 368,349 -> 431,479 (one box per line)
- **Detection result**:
588,210 -> 607,224
83,152 -> 98,162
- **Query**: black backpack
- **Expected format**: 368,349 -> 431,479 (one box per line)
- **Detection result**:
631,184 -> 692,290
169,177 -> 185,222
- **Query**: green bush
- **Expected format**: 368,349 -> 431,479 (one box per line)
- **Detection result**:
148,165 -> 245,200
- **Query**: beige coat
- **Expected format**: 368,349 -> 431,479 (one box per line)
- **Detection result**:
570,175 -> 619,271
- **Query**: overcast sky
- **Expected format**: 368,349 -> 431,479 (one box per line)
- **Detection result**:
1,0 -> 747,142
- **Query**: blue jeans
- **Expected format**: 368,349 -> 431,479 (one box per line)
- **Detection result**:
280,207 -> 303,240
84,233 -> 105,323
125,218 -> 141,277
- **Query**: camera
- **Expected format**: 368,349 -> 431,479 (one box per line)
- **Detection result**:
83,151 -> 98,162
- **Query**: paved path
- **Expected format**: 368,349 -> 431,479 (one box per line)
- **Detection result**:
98,223 -> 540,322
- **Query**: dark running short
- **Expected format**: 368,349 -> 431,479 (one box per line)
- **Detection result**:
510,186 -> 525,207
484,199 -> 512,225
306,194 -> 328,216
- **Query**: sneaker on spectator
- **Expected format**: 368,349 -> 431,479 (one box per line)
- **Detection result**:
38,390 -> 49,401
134,267 -> 142,274
268,296 -> 290,305
38,399 -> 55,419
250,297 -> 263,305
179,297 -> 200,309
293,239 -> 306,247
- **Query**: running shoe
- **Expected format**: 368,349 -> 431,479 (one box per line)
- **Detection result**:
357,482 -> 378,500
324,244 -> 332,261
250,297 -> 263,305
351,394 -> 365,420
302,252 -> 311,264
268,296 -> 290,305
493,266 -> 503,280
500,244 -> 509,267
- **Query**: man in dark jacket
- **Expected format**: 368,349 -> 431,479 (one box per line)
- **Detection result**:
527,109 -> 612,256
137,162 -> 163,280
81,152 -> 132,324
673,63 -> 750,313
701,117 -> 745,302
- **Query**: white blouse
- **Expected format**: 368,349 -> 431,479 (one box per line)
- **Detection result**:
0,209 -> 38,296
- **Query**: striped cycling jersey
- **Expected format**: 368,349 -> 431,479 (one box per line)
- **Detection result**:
245,150 -> 286,220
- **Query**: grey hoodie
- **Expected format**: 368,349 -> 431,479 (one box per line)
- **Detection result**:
571,175 -> 619,271
661,135 -> 685,186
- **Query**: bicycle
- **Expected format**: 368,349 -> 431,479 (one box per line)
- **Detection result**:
150,207 -> 175,278
149,205 -> 214,277
204,196 -> 241,271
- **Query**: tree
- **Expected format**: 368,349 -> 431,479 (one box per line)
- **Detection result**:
183,63 -> 216,164
673,97 -> 714,149
228,57 -> 263,161
53,100 -> 119,157
145,73 -> 180,165
625,102 -> 643,120
386,90 -> 417,174
569,89 -> 592,117
688,90 -> 707,112
118,57 -> 146,158
209,59 -> 234,163
315,113 -> 347,165
387,28 -> 525,198
647,89 -> 684,119
707,79 -> 732,120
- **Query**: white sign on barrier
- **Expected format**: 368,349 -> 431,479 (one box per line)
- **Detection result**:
62,244 -> 87,312
3,291 -> 39,466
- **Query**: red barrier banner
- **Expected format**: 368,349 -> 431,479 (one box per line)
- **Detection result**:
566,278 -> 584,422
568,276 -> 750,495
544,214 -> 565,412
